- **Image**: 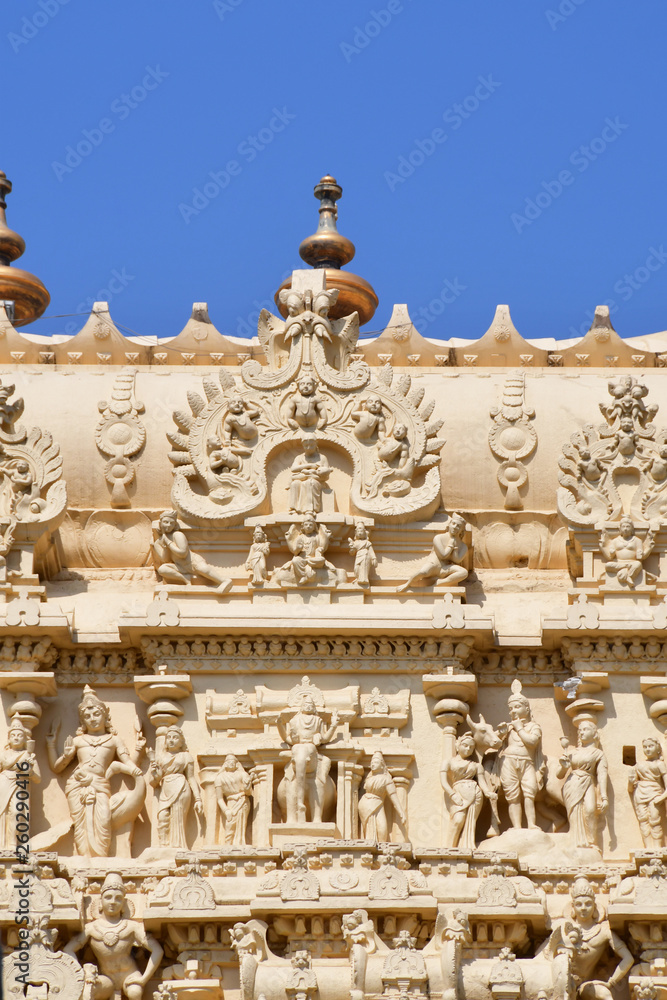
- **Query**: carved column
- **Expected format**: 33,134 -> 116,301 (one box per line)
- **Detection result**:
331,747 -> 364,839
0,670 -> 57,740
248,748 -> 280,847
423,672 -> 478,758
553,671 -> 609,729
641,677 -> 667,728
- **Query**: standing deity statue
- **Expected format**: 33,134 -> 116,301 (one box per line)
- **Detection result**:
147,726 -> 203,849
598,517 -> 655,587
348,521 -> 377,588
398,514 -> 468,591
358,751 -> 407,842
545,878 -> 633,1000
245,526 -> 270,585
440,732 -> 497,850
214,754 -> 253,845
558,720 -> 609,850
494,680 -> 543,830
288,436 -> 331,515
47,686 -> 145,857
65,872 -> 163,1000
0,719 -> 40,849
628,736 -> 667,849
277,696 -> 339,823
151,510 -> 232,592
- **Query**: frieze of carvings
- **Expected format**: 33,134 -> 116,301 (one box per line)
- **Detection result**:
142,634 -> 477,672
95,368 -> 146,508
562,635 -> 667,666
167,274 -> 444,527
54,647 -> 142,685
0,635 -> 57,670
488,373 -> 537,511
0,378 -> 66,584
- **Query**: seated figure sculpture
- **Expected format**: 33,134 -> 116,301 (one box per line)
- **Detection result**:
65,872 -> 163,1000
545,878 -> 632,1000
288,436 -> 331,515
598,517 -> 655,587
277,695 -> 339,823
398,513 -> 468,591
272,516 -> 342,588
151,510 -> 232,592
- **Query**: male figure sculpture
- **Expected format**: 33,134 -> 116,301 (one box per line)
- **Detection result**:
65,872 -> 163,1000
398,513 -> 468,591
151,510 -> 232,592
599,516 -> 655,587
495,680 -> 543,830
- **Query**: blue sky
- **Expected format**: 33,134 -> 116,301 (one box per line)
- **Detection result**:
4,0 -> 667,342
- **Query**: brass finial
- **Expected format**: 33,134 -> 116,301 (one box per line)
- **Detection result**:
0,171 -> 50,326
276,175 -> 378,325
298,175 -> 356,270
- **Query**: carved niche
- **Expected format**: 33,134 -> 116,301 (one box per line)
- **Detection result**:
557,376 -> 666,593
167,271 -> 444,527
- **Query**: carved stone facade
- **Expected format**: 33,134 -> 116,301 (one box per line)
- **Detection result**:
1,172 -> 667,1000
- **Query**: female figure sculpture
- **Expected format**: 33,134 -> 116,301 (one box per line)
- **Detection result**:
246,526 -> 270,585
0,719 -> 40,849
358,751 -> 407,842
558,720 -> 609,850
628,736 -> 667,848
47,686 -> 145,857
148,726 -> 203,849
440,732 -> 497,850
215,754 -> 253,845
348,521 -> 377,588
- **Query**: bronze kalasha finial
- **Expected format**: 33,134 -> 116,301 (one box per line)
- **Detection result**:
0,170 -> 50,326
